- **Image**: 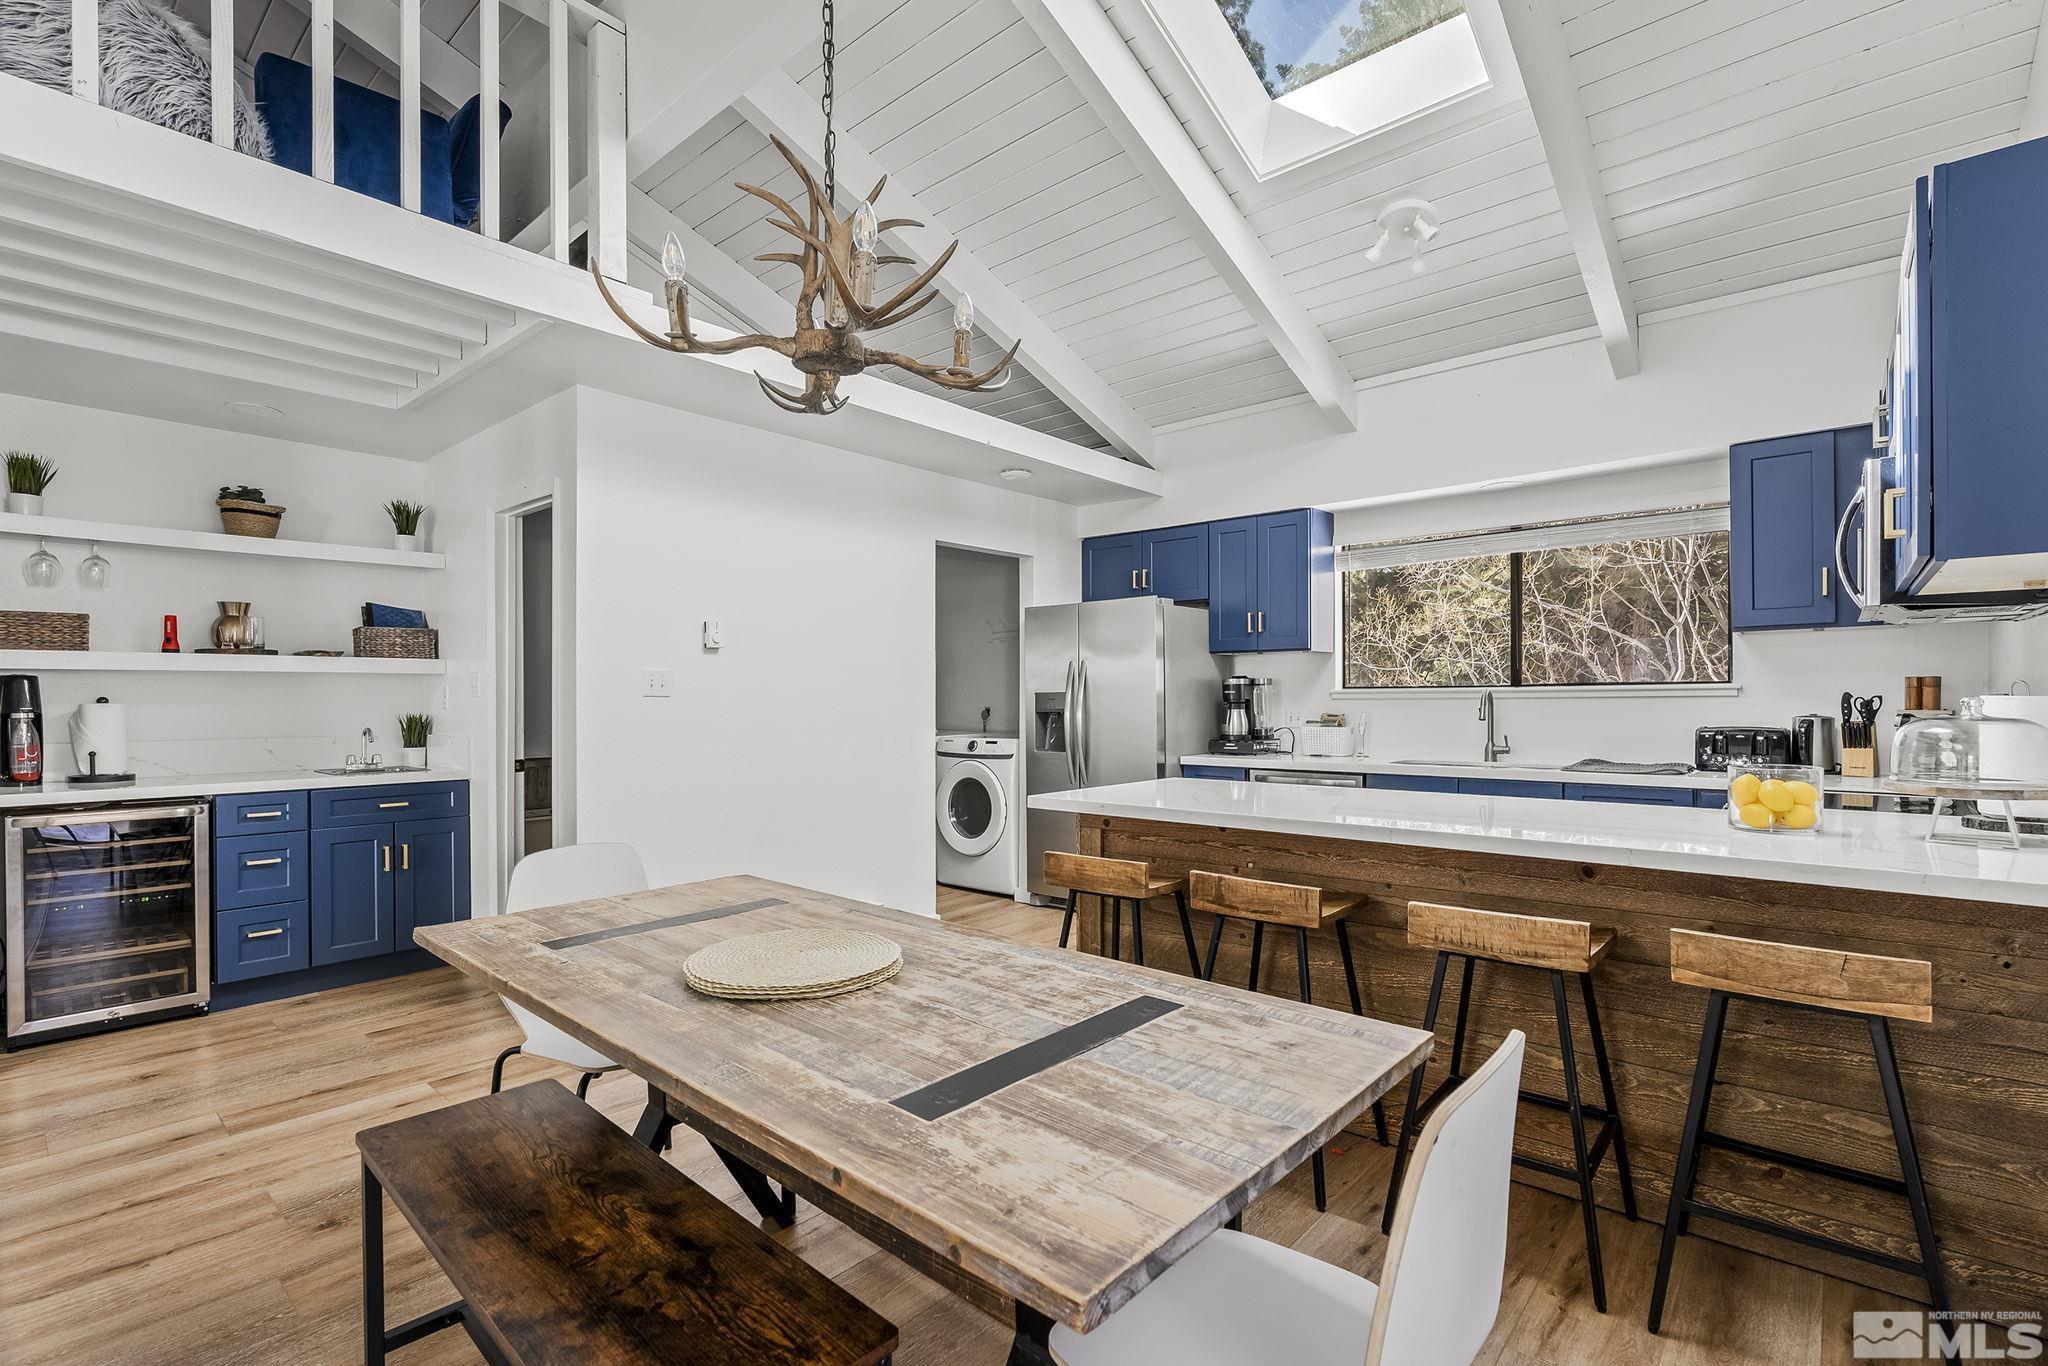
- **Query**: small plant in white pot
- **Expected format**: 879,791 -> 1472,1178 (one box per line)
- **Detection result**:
398,713 -> 432,768
385,500 -> 426,552
6,453 -> 56,515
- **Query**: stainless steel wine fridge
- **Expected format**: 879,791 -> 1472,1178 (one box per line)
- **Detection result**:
4,804 -> 210,1047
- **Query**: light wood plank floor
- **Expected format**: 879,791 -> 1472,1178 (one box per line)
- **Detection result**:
0,885 -> 1930,1364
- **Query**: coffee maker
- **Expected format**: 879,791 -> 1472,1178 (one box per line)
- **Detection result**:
2,674 -> 44,786
1210,675 -> 1277,755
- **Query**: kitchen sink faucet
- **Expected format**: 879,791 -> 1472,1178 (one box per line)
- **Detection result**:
1479,689 -> 1511,764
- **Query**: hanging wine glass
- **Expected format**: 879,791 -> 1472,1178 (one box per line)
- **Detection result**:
79,542 -> 111,591
22,539 -> 59,589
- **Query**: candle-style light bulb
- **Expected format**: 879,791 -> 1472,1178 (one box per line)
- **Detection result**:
853,202 -> 878,255
953,292 -> 974,333
951,292 -> 974,371
661,232 -> 687,283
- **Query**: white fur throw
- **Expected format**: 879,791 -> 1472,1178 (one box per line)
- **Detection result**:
0,0 -> 271,158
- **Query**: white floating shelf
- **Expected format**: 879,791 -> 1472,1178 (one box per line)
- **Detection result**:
0,651 -> 445,675
0,512 -> 445,570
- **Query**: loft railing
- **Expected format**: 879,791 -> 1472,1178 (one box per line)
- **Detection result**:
59,0 -> 627,280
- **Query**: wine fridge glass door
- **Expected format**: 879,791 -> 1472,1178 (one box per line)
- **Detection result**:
6,806 -> 209,1042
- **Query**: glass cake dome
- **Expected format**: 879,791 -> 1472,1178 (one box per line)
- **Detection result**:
1890,696 -> 2048,787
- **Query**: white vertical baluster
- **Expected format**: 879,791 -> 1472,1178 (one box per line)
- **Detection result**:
585,20 -> 626,280
399,0 -> 421,212
311,0 -> 334,182
548,0 -> 569,263
210,0 -> 233,146
69,0 -> 98,103
478,0 -> 499,239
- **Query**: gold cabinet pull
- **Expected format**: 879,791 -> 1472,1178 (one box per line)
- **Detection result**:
1245,611 -> 1254,633
401,843 -> 411,871
244,857 -> 284,868
1882,486 -> 1908,540
245,927 -> 284,940
1255,611 -> 1265,632
1129,569 -> 1138,589
382,843 -> 391,873
1820,566 -> 1831,597
245,810 -> 285,820
377,801 -> 410,810
1140,568 -> 1149,589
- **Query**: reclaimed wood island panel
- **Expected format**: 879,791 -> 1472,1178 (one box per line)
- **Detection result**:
1045,784 -> 2048,1314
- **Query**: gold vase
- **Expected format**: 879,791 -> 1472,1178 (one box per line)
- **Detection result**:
212,601 -> 251,651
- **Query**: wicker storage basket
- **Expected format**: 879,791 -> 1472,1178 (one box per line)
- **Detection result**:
0,611 -> 89,651
217,499 -> 285,538
353,626 -> 438,660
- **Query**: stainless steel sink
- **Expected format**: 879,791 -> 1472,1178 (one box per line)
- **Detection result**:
312,765 -> 429,776
1389,759 -> 1491,766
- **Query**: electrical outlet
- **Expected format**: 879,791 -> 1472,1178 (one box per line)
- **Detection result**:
643,668 -> 673,698
466,671 -> 480,699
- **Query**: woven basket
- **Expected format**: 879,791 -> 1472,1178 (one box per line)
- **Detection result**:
0,611 -> 88,651
683,928 -> 903,1001
353,626 -> 438,660
217,499 -> 285,538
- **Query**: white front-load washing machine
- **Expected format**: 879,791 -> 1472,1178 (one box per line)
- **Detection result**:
936,734 -> 1019,896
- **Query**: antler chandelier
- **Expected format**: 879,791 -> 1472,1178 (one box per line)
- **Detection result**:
590,0 -> 1021,414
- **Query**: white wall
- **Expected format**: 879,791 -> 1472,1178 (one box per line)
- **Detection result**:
1089,271 -> 2000,763
570,388 -> 1078,915
0,392 -> 436,776
935,545 -> 1021,736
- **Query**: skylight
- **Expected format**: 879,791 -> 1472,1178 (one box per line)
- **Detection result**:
1215,0 -> 1466,99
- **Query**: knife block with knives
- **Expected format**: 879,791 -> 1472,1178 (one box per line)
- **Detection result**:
1841,691 -> 1881,778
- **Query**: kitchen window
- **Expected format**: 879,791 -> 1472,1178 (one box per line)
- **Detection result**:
1339,507 -> 1732,690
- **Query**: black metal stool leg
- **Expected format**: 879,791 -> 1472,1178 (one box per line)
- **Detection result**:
1246,921 -> 1264,991
1579,971 -> 1637,1220
1550,969 -> 1609,1314
1872,1016 -> 1949,1316
1382,950 -> 1451,1235
362,1161 -> 384,1366
1447,954 -> 1477,1081
1201,911 -> 1226,980
1057,897 -> 1075,949
1295,926 -> 1330,1211
1648,990 -> 1729,1335
1130,897 -> 1145,966
1176,889 -> 1201,975
1335,921 -> 1388,1144
488,1044 -> 519,1094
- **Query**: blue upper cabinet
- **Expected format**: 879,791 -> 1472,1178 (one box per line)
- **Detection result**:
1253,509 -> 1334,652
1730,432 -> 1838,630
1207,517 -> 1260,652
1143,524 -> 1208,602
1081,533 -> 1145,601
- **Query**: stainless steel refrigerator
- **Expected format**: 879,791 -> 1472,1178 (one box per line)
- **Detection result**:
1024,597 -> 1223,900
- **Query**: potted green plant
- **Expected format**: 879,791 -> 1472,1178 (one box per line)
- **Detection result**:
385,499 -> 426,552
6,452 -> 57,515
217,485 -> 285,538
398,713 -> 432,768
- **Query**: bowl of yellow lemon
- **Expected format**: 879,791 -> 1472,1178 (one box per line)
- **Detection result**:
1725,762 -> 1824,833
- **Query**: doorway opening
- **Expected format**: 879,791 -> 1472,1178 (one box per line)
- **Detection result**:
517,508 -> 555,858
491,481 -> 566,904
934,544 -> 1027,905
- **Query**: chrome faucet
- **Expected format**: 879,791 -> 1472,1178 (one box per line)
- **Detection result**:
1479,689 -> 1511,764
343,728 -> 383,772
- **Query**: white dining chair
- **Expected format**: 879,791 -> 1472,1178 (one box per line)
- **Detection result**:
488,842 -> 649,1100
1050,1030 -> 1526,1366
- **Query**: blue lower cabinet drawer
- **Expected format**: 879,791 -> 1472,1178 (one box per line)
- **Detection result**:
1457,778 -> 1565,799
1694,788 -> 1731,809
215,903 -> 311,982
1563,783 -> 1695,807
312,781 -> 468,828
1181,764 -> 1251,781
215,789 -> 308,835
1369,774 -> 1459,794
215,831 -> 310,910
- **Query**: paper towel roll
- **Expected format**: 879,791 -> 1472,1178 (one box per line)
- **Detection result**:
69,697 -> 129,777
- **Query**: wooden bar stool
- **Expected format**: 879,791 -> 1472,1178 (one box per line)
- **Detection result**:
1187,870 -> 1389,1213
1380,901 -> 1638,1313
1042,851 -> 1201,973
1648,930 -> 1948,1336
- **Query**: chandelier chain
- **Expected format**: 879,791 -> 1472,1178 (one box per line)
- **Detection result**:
820,0 -> 837,209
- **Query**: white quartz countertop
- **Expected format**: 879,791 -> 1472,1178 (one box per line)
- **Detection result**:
1179,752 -> 1891,796
0,766 -> 471,812
1034,778 -> 2048,907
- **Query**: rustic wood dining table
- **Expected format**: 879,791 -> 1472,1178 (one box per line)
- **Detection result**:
415,875 -> 1433,1365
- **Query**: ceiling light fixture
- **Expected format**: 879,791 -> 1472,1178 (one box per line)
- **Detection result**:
590,0 -> 1021,415
1366,198 -> 1443,275
998,467 -> 1032,481
225,400 -> 284,419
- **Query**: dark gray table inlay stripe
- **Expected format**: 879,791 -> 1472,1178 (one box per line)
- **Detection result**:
892,996 -> 1183,1121
542,898 -> 784,950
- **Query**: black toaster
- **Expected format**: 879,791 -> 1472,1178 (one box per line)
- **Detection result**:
1693,726 -> 1794,772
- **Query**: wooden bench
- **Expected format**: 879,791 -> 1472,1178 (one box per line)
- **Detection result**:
357,1080 -> 898,1365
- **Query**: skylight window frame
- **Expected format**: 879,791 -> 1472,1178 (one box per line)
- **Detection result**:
1129,0 -> 1524,185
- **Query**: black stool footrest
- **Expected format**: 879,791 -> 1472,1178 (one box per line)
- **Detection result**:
1679,1196 -> 1936,1281
385,1302 -> 466,1352
1698,1128 -> 1909,1195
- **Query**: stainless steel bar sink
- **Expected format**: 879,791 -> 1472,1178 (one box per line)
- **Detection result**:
311,765 -> 429,776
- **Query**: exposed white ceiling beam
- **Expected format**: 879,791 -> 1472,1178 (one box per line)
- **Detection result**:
1008,0 -> 1357,433
1495,0 -> 1639,378
734,72 -> 1156,464
2023,9 -> 2048,141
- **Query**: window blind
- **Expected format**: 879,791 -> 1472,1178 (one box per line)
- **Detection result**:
1336,504 -> 1730,573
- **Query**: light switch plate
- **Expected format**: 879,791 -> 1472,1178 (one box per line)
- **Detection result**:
702,619 -> 723,650
643,668 -> 672,698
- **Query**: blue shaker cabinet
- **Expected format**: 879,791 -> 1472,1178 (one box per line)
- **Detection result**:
1207,517 -> 1260,651
1081,533 -> 1146,601
1207,509 -> 1335,653
1143,524 -> 1208,602
1730,426 -> 1874,631
310,825 -> 398,965
395,815 -> 471,943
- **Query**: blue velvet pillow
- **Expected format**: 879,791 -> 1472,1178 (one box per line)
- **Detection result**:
254,54 -> 507,226
448,97 -> 513,227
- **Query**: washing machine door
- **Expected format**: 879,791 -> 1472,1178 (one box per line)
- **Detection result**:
937,759 -> 1007,857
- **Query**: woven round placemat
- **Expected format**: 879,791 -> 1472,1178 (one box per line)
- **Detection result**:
683,927 -> 902,1001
